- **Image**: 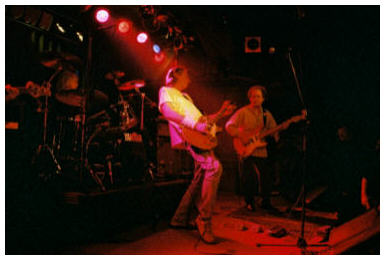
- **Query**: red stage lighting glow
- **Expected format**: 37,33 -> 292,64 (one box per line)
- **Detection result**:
137,32 -> 148,43
118,20 -> 131,33
95,9 -> 110,23
154,52 -> 165,63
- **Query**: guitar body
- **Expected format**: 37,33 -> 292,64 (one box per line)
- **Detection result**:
182,125 -> 218,150
178,100 -> 236,150
232,112 -> 307,158
233,137 -> 267,158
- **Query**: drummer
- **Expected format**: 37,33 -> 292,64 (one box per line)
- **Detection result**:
53,70 -> 109,114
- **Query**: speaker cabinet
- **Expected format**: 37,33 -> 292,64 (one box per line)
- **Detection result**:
156,119 -> 193,178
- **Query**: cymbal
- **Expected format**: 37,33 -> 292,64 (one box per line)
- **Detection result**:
39,52 -> 82,70
39,52 -> 61,68
60,52 -> 82,66
105,70 -> 125,80
55,89 -> 109,109
118,80 -> 145,91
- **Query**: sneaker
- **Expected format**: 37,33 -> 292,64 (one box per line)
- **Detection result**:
195,216 -> 217,244
246,203 -> 256,212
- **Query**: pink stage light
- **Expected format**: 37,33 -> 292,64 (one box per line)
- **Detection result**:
137,32 -> 148,43
95,9 -> 110,24
117,20 -> 131,33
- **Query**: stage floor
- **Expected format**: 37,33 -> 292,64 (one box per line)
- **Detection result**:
5,179 -> 379,255
61,192 -> 335,255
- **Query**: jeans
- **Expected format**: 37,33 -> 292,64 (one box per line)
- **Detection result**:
171,146 -> 223,224
241,156 -> 273,205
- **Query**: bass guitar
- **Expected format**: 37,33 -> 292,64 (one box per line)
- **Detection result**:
233,111 -> 306,158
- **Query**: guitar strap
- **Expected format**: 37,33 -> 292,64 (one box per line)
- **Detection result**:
263,108 -> 267,128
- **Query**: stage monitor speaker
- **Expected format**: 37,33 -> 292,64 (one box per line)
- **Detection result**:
326,208 -> 380,254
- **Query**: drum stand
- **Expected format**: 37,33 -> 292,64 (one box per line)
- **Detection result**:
33,68 -> 63,178
138,90 -> 156,181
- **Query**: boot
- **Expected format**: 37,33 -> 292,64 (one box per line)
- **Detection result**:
195,216 -> 217,244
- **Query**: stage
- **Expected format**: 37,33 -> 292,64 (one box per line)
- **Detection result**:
5,179 -> 380,255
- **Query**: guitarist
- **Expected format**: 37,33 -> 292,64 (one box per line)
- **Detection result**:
225,85 -> 289,211
158,66 -> 234,244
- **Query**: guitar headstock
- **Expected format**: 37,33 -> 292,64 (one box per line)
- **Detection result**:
219,100 -> 237,117
290,110 -> 307,122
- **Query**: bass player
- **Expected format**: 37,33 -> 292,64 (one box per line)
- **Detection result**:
225,85 -> 290,212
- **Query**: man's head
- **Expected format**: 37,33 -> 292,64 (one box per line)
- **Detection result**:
165,66 -> 190,91
248,85 -> 266,107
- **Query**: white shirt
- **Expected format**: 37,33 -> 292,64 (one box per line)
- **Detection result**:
158,86 -> 202,149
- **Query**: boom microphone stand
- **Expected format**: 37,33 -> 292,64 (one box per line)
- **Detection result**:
287,48 -> 309,249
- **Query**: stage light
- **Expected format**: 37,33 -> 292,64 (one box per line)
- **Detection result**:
268,46 -> 276,54
154,52 -> 165,63
95,8 -> 110,24
117,20 -> 131,33
10,6 -> 24,19
76,32 -> 84,42
137,32 -> 148,43
55,23 -> 66,33
38,12 -> 53,31
24,7 -> 41,26
245,36 -> 262,53
153,44 -> 161,53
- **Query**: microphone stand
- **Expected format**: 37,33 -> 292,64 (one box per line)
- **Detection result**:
287,48 -> 310,249
135,88 -> 155,181
80,27 -> 93,185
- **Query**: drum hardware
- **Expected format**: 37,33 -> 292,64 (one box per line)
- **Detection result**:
33,66 -> 64,177
54,115 -> 82,155
117,93 -> 138,131
117,79 -> 145,91
85,162 -> 106,192
106,154 -> 114,184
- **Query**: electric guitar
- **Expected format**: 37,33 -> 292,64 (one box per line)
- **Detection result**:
181,101 -> 236,150
233,111 -> 307,158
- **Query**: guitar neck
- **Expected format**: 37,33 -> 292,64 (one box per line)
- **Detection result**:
259,124 -> 285,139
209,106 -> 229,124
259,115 -> 305,139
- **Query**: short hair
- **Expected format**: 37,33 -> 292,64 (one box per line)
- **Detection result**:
165,66 -> 185,86
247,85 -> 267,99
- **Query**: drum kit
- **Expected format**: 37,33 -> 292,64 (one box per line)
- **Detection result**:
31,52 -> 156,190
